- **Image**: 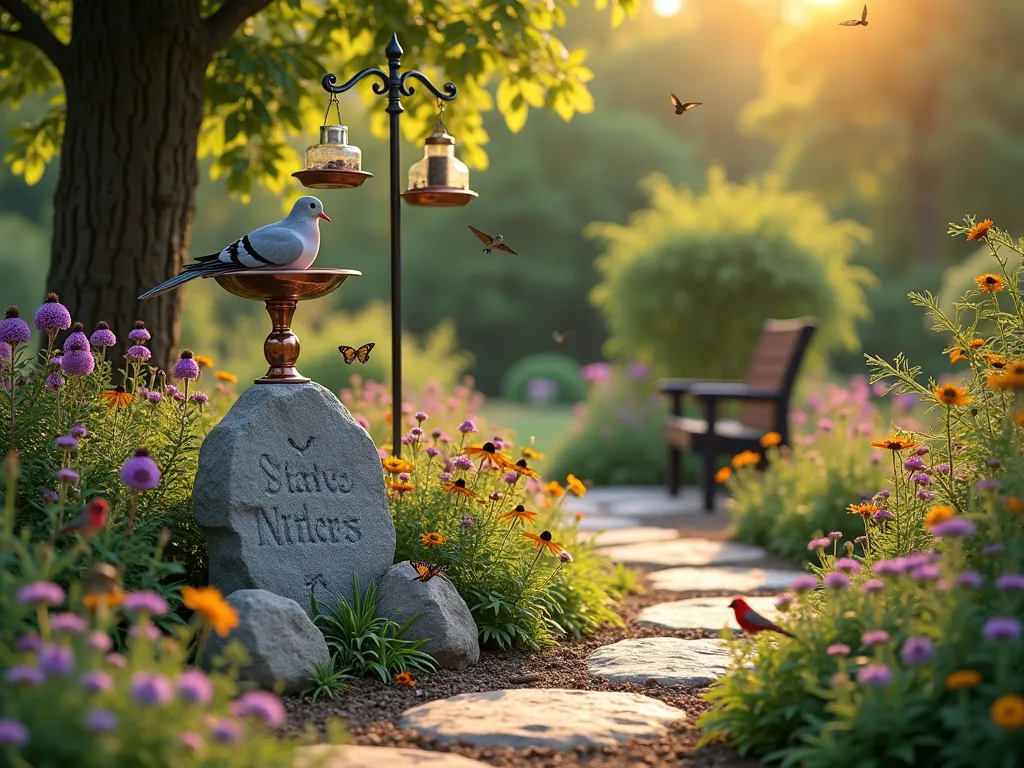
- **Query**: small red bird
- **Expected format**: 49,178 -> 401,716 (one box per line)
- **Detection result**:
58,498 -> 110,539
728,597 -> 794,638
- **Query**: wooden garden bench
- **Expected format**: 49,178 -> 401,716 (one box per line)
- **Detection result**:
659,317 -> 817,512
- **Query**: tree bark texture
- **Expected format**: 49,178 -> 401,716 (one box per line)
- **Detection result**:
47,2 -> 207,373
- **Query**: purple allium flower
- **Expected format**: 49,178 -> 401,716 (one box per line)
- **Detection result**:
826,644 -> 850,657
996,574 -> 1024,591
0,307 -> 32,345
452,455 -> 473,471
915,445 -> 930,456
89,321 -> 116,349
47,352 -> 61,366
935,463 -> 951,475
439,434 -> 452,444
179,731 -> 205,752
123,591 -> 169,616
900,635 -> 935,665
834,558 -> 862,574
916,489 -> 936,501
33,293 -> 71,331
930,519 -> 976,538
460,515 -> 475,528
876,489 -> 891,499
409,427 -> 424,438
120,448 -> 161,491
983,617 -> 1022,642
128,320 -> 150,342
911,564 -> 941,582
824,572 -> 850,590
400,434 -> 412,445
862,579 -> 885,593
6,665 -> 45,686
84,709 -> 117,733
976,478 -> 1000,492
437,472 -> 452,483
177,670 -> 214,704
89,632 -> 113,653
774,593 -> 794,610
62,323 -> 90,352
425,445 -> 440,457
828,531 -> 843,540
790,574 -> 819,593
983,543 -> 1004,555
56,435 -> 78,451
807,537 -> 831,551
189,392 -> 208,405
44,373 -> 65,390
987,457 -> 1001,468
872,509 -> 894,521
17,581 -> 65,607
126,345 -> 151,363
911,472 -> 932,486
173,350 -> 200,380
862,630 -> 890,646
80,670 -> 115,694
0,341 -> 9,363
903,456 -> 925,471
503,471 -> 518,484
50,612 -> 87,634
431,428 -> 442,439
457,419 -> 477,434
131,672 -> 174,706
955,571 -> 983,589
164,385 -> 179,397
38,643 -> 74,676
415,411 -> 428,422
71,424 -> 88,439
210,717 -> 243,744
14,633 -> 41,652
232,690 -> 286,728
42,491 -> 60,507
0,719 -> 29,748
558,550 -> 574,563
146,391 -> 163,404
57,468 -> 79,485
857,664 -> 892,688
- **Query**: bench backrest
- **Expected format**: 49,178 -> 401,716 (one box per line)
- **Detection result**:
739,318 -> 817,431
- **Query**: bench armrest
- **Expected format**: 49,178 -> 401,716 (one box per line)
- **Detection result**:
688,383 -> 781,401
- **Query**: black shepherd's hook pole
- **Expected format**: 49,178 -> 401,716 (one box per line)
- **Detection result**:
322,34 -> 458,459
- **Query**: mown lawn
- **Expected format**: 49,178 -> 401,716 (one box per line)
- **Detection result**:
478,400 -> 576,455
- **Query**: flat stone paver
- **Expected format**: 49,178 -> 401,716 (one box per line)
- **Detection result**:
588,638 -> 732,687
579,526 -> 681,547
597,538 -> 766,567
577,515 -> 643,531
637,596 -> 779,632
646,566 -> 805,594
398,688 -> 684,749
295,745 -> 488,767
563,487 -> 716,517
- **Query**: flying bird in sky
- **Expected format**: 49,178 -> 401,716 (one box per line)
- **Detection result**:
468,226 -> 518,255
669,93 -> 702,115
138,196 -> 331,300
840,5 -> 868,26
728,598 -> 794,638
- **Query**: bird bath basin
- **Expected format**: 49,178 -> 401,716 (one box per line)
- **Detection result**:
208,268 -> 361,384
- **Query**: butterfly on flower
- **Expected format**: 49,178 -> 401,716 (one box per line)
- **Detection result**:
338,343 -> 374,365
409,561 -> 450,583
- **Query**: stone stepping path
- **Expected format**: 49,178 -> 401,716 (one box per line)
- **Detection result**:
646,565 -> 803,594
637,596 -> 779,632
596,539 -> 766,567
398,688 -> 684,749
296,745 -> 489,767
577,514 -> 643,531
579,525 -> 680,547
588,638 -> 732,687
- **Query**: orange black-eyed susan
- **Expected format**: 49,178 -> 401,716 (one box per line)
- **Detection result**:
966,219 -> 994,242
500,505 -> 538,525
215,370 -> 239,383
760,432 -> 782,448
987,361 -> 1024,389
193,354 -> 214,368
100,386 -> 133,408
970,338 -> 986,349
463,441 -> 515,469
925,505 -> 955,529
950,348 -> 966,363
714,466 -> 732,483
394,671 -> 415,687
509,459 -> 540,480
522,447 -> 544,460
935,384 -> 972,407
521,530 -> 563,555
566,474 -> 586,497
389,481 -> 415,494
983,353 -> 1007,369
419,532 -> 446,547
732,450 -> 761,468
974,274 -> 1003,293
382,456 -> 414,474
848,503 -> 881,518
443,478 -> 478,498
544,481 -> 565,498
870,437 -> 919,452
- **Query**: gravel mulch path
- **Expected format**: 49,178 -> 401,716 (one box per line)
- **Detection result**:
281,580 -> 776,767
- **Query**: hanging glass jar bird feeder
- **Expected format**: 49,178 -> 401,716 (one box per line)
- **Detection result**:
293,93 -> 372,189
401,100 -> 478,207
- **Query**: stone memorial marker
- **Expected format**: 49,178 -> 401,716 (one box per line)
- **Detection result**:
194,383 -> 395,614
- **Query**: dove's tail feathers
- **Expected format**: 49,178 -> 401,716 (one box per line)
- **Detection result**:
181,253 -> 223,273
138,272 -> 202,301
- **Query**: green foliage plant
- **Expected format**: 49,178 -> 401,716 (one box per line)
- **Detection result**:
339,376 -> 624,649
301,660 -> 356,703
0,454 -> 344,765
500,353 -> 586,405
698,217 -> 1024,766
311,574 -> 436,684
587,167 -> 877,380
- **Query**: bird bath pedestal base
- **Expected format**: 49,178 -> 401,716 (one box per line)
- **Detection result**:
207,269 -> 361,385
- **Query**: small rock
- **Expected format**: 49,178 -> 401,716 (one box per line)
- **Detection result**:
203,589 -> 328,695
637,596 -> 780,633
508,673 -> 543,684
587,638 -> 732,687
375,561 -> 480,669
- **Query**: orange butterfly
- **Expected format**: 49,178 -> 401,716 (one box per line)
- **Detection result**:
669,93 -> 702,115
338,343 -> 374,365
410,561 -> 450,583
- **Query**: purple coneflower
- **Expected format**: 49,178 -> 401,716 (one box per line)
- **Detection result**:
17,581 -> 65,607
80,670 -> 115,694
0,719 -> 29,748
834,558 -> 862,574
861,629 -> 889,646
824,572 -> 850,590
807,537 -> 831,551
173,350 -> 200,381
425,445 -> 440,457
232,690 -> 286,728
996,574 -> 1024,591
55,435 -> 78,451
415,411 -> 428,422
910,564 -> 941,582
983,617 -> 1022,642
826,644 -> 850,657
71,424 -> 88,438
177,669 -> 214,704
457,419 -> 477,434
189,392 -> 209,406
123,590 -> 170,616
6,666 -> 45,686
955,571 -> 983,589
790,574 -> 819,593
57,468 -> 79,485
856,663 -> 892,688
50,613 -> 87,634
872,509 -> 894,521
977,478 -> 1000,493
210,717 -> 243,744
84,709 -> 117,733
828,531 -> 843,540
900,636 -> 934,665
128,320 -> 150,343
38,643 -> 74,676
861,579 -> 885,593
89,632 -> 113,652
120,449 -> 161,492
903,456 -> 925,471
930,518 -> 976,538
89,321 -> 117,350
130,672 -> 174,707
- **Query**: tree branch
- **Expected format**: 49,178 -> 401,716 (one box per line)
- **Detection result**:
0,0 -> 67,71
202,0 -> 274,51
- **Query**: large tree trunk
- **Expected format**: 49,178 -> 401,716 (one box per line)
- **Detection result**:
46,2 -> 208,373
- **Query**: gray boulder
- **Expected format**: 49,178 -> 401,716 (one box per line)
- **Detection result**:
375,561 -> 480,669
194,382 -> 396,616
203,589 -> 329,695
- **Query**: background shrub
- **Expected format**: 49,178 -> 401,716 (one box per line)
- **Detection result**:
500,353 -> 586,405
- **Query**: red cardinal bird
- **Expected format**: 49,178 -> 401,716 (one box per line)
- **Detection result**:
58,498 -> 110,539
729,597 -> 794,638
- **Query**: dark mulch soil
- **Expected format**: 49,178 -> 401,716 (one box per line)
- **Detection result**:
281,579 -> 774,767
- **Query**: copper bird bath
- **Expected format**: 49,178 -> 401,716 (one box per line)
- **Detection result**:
207,268 -> 361,384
